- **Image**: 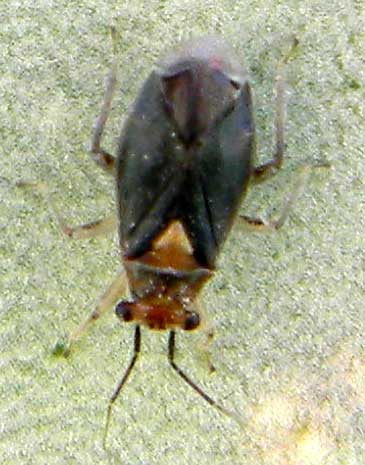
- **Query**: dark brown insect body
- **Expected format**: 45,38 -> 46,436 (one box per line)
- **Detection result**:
115,37 -> 253,334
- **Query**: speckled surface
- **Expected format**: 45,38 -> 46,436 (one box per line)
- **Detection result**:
1,1 -> 365,464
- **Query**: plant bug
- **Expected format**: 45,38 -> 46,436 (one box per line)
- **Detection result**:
19,31 -> 312,445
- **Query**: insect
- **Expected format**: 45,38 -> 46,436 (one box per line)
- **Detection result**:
20,31 -> 304,444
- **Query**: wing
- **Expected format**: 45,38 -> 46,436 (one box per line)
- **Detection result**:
179,81 -> 255,267
117,50 -> 254,268
116,71 -> 186,258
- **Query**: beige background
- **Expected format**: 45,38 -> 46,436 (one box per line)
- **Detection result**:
1,1 -> 365,464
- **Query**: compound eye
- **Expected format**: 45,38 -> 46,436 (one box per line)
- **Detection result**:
115,301 -> 134,322
184,312 -> 200,331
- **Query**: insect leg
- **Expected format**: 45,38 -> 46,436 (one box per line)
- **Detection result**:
240,163 -> 328,231
253,38 -> 299,183
90,27 -> 118,175
16,181 -> 117,239
62,215 -> 117,239
240,39 -> 329,230
194,298 -> 216,373
56,269 -> 128,357
240,164 -> 311,230
103,325 -> 141,448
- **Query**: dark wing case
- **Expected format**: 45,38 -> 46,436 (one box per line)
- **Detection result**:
180,81 -> 255,267
116,72 -> 254,268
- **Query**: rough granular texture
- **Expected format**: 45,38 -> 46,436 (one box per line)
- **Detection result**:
2,1 -> 364,464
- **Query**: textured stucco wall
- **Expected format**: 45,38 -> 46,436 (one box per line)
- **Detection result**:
1,1 -> 364,464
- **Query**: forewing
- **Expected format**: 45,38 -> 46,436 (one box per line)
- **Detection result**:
182,82 -> 255,267
116,72 -> 185,258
